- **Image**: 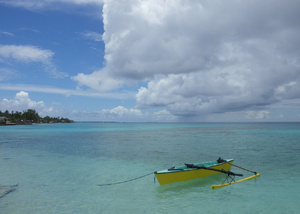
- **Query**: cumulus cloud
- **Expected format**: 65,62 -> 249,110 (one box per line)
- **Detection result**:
0,91 -> 46,112
0,45 -> 67,78
0,91 -> 172,122
75,0 -> 299,119
101,106 -> 143,121
2,0 -> 299,121
70,106 -> 176,122
245,111 -> 270,120
72,68 -> 124,91
0,91 -> 74,118
152,109 -> 177,121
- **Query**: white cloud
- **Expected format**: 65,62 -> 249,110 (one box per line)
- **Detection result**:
4,0 -> 299,121
0,0 -> 104,19
0,91 -> 135,120
71,68 -> 124,92
275,81 -> 299,99
92,0 -> 300,118
0,44 -> 53,63
0,0 -> 103,9
152,109 -> 177,121
0,91 -> 78,118
0,83 -> 135,100
0,91 -> 174,121
57,0 -> 102,5
245,111 -> 270,120
70,106 -> 176,122
0,68 -> 20,81
81,31 -> 103,42
101,106 -> 142,120
0,45 -> 67,78
0,91 -> 221,122
0,91 -> 46,112
1,31 -> 15,36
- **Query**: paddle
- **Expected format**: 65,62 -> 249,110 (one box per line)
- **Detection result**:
184,163 -> 243,177
217,158 -> 258,175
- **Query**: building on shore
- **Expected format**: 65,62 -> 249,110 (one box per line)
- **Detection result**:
0,116 -> 16,125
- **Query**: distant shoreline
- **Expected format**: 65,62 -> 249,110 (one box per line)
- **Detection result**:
0,109 -> 74,126
0,121 -> 74,126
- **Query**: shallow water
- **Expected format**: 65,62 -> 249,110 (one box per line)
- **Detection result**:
0,122 -> 299,213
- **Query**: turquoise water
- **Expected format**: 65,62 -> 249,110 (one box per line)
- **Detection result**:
0,122 -> 299,213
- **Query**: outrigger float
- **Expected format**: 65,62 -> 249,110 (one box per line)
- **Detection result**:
154,158 -> 260,188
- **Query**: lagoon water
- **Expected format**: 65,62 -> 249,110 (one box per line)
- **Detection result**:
0,122 -> 299,213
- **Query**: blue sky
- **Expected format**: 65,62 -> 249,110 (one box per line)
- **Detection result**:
1,0 -> 300,122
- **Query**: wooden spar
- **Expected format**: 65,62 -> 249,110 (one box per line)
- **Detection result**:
211,173 -> 260,189
185,164 -> 243,177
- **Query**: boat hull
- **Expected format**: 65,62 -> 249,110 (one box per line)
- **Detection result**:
154,159 -> 233,185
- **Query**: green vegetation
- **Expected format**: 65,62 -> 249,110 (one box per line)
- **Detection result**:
0,109 -> 73,125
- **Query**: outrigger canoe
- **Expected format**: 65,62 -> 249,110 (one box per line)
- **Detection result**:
154,158 -> 235,185
97,158 -> 259,188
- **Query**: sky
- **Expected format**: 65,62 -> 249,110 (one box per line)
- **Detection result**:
0,0 -> 300,122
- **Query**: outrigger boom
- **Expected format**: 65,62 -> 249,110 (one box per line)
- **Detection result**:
184,163 -> 243,177
211,173 -> 261,189
210,158 -> 260,189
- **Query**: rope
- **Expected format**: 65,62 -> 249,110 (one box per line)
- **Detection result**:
97,172 -> 155,186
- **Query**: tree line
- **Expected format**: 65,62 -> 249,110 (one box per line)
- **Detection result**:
0,109 -> 73,125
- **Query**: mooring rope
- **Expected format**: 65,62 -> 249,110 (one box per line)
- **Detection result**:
97,172 -> 155,186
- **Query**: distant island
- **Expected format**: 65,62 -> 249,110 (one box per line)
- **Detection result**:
0,109 -> 73,125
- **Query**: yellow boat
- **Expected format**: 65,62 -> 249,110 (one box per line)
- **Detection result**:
154,158 -> 235,185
